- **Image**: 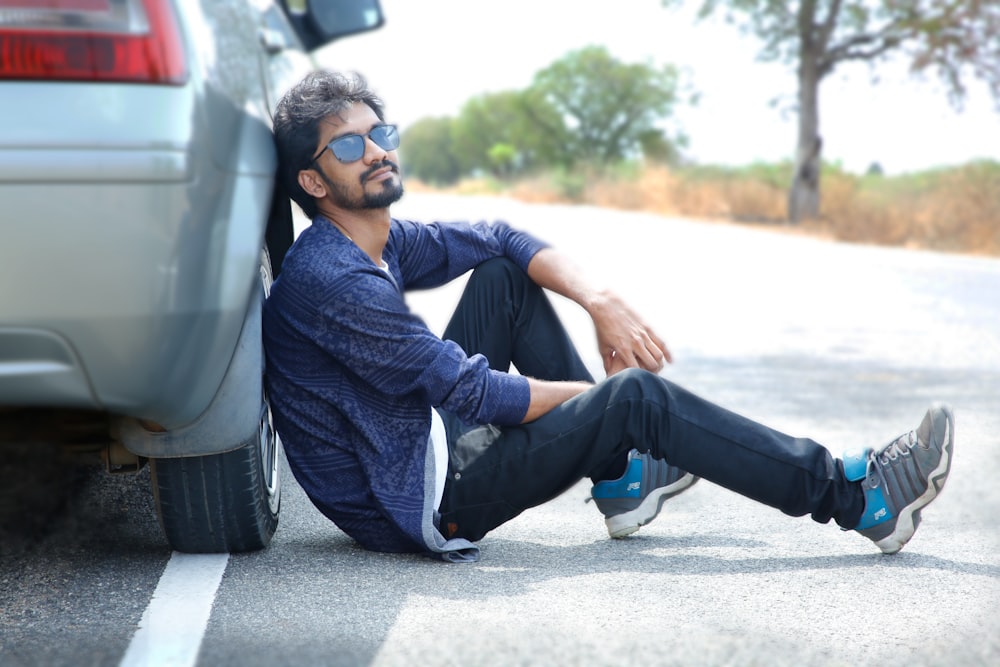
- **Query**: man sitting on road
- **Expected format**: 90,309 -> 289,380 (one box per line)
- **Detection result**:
262,70 -> 954,562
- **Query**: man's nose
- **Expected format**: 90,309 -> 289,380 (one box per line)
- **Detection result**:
364,135 -> 388,162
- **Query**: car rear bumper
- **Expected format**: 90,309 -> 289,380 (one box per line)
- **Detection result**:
0,329 -> 95,407
0,172 -> 255,426
0,84 -> 274,429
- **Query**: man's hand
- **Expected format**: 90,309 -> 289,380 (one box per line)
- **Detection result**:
524,247 -> 671,378
587,289 -> 671,376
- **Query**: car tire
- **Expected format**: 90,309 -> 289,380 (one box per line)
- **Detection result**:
150,249 -> 281,553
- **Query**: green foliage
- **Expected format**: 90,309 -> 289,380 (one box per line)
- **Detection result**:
663,0 -> 1000,222
399,47 -> 689,183
637,128 -> 684,165
400,116 -> 461,185
451,91 -> 521,175
487,143 -> 517,178
603,160 -> 644,181
663,0 -> 1000,105
527,46 -> 686,164
857,159 -> 1000,197
679,160 -> 794,185
450,90 -> 569,176
548,167 -> 587,201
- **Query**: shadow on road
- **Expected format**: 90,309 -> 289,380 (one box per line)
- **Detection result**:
0,443 -> 90,558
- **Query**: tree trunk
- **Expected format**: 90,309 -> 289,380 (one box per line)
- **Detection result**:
789,29 -> 824,223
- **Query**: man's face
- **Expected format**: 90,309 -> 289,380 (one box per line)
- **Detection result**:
310,102 -> 403,211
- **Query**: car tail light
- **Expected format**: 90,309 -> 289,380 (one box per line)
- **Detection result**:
0,0 -> 187,84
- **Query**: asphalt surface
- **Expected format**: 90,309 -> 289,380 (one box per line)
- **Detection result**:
1,192 -> 998,666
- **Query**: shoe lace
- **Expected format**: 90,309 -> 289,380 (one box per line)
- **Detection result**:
877,430 -> 918,465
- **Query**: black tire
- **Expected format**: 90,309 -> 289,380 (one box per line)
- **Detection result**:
150,249 -> 281,553
151,429 -> 280,553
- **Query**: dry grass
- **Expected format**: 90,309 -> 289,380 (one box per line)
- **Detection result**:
420,161 -> 1000,256
815,164 -> 1000,254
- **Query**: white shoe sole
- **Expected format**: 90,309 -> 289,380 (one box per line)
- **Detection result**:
605,473 -> 698,539
872,408 -> 954,554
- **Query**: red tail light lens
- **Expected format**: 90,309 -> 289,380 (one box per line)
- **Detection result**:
0,0 -> 187,84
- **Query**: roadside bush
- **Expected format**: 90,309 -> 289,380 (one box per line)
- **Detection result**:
411,159 -> 1000,256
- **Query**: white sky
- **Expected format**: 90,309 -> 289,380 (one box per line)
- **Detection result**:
316,0 -> 1000,175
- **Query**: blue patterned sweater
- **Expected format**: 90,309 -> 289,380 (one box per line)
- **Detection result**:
262,216 -> 547,561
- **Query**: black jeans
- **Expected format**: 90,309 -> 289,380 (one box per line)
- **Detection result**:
437,259 -> 865,542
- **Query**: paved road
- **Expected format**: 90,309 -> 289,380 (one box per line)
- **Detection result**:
2,193 -> 998,666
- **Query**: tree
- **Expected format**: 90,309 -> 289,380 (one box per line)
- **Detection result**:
526,46 -> 686,166
452,91 -> 525,176
400,116 -> 461,185
451,90 -> 569,176
637,128 -> 686,165
487,143 -> 518,178
664,0 -> 1000,222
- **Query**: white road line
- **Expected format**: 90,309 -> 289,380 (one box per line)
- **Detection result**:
119,552 -> 229,667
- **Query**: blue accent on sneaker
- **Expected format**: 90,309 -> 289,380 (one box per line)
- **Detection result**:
590,450 -> 698,538
848,405 -> 955,554
591,457 -> 643,500
854,485 -> 890,531
845,446 -> 893,531
842,447 -> 869,482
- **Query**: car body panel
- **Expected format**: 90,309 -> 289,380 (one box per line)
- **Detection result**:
0,0 -> 379,446
0,73 -> 265,426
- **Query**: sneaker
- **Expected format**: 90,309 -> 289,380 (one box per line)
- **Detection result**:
844,405 -> 955,554
590,449 -> 698,538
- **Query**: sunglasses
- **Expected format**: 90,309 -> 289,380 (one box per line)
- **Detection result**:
312,124 -> 400,164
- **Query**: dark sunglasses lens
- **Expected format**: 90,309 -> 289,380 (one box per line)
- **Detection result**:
328,126 -> 399,163
330,135 -> 365,162
371,125 -> 399,151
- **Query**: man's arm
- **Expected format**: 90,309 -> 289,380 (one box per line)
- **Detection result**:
525,247 -> 671,375
517,246 -> 672,423
521,378 -> 592,422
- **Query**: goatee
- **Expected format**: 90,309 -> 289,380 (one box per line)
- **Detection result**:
360,160 -> 404,209
362,180 -> 404,209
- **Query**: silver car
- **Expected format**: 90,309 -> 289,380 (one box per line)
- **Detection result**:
0,0 -> 383,552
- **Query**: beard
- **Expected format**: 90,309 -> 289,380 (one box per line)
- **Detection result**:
321,160 -> 404,211
361,178 -> 404,209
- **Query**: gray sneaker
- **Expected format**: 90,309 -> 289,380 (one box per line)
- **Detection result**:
844,405 -> 955,554
590,449 -> 698,538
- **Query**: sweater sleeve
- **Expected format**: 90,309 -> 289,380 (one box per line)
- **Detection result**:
389,218 -> 549,290
292,256 -> 530,426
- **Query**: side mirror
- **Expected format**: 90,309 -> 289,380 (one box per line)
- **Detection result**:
309,0 -> 383,37
283,0 -> 385,51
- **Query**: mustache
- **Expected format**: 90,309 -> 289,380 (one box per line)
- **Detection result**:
361,160 -> 400,183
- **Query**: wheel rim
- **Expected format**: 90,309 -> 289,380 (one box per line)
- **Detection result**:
259,248 -> 280,515
259,391 -> 281,514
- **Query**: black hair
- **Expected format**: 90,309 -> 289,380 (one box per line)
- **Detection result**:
272,71 -> 386,219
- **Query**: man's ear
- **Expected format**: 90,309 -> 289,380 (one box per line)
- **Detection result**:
298,169 -> 327,199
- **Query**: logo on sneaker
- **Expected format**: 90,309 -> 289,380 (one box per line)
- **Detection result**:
873,507 -> 887,521
626,482 -> 641,492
